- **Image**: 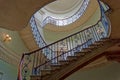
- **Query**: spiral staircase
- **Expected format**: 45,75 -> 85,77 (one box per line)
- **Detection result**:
16,1 -> 120,80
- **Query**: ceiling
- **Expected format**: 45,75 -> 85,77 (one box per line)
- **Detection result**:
0,0 -> 56,30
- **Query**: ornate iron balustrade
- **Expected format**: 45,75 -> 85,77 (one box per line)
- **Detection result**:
41,0 -> 90,27
17,1 -> 111,80
30,16 -> 47,48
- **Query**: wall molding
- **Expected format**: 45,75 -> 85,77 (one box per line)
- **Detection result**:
0,40 -> 20,66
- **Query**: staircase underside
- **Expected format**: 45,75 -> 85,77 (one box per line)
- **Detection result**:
30,39 -> 120,80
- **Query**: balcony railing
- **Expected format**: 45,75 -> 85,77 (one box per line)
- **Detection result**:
17,1 -> 111,80
41,0 -> 90,27
30,16 -> 47,48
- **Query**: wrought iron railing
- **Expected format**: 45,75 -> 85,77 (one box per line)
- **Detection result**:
30,16 -> 47,48
17,1 -> 111,80
41,0 -> 90,27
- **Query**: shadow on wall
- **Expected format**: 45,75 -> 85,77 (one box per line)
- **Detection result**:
65,62 -> 120,80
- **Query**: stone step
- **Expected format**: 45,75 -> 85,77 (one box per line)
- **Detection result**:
101,38 -> 110,41
81,49 -> 92,53
41,69 -> 52,76
75,51 -> 88,57
30,75 -> 41,80
90,42 -> 103,47
82,47 -> 95,51
50,64 -> 62,70
94,38 -> 110,44
59,60 -> 71,65
89,45 -> 98,49
67,56 -> 78,61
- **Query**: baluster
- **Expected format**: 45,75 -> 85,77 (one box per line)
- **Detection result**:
64,39 -> 68,60
79,32 -> 82,51
81,31 -> 85,48
90,27 -> 96,43
74,34 -> 79,52
84,30 -> 88,48
59,42 -> 63,60
61,40 -> 65,60
38,51 -> 42,75
67,38 -> 71,56
97,24 -> 104,39
66,38 -> 69,57
101,14 -> 109,37
32,53 -> 36,75
88,28 -> 93,45
56,42 -> 59,64
54,43 -> 57,64
84,30 -> 89,47
36,52 -> 39,70
51,45 -> 54,64
99,21 -> 106,37
93,25 -> 100,41
71,36 -> 74,56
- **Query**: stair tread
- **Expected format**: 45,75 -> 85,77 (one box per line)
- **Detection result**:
82,47 -> 94,51
81,49 -> 92,53
88,46 -> 98,49
50,64 -> 62,71
67,56 -> 78,60
89,45 -> 98,48
67,56 -> 78,57
101,38 -> 110,40
51,64 -> 61,66
90,43 -> 102,46
59,60 -> 71,62
75,52 -> 86,57
41,69 -> 52,71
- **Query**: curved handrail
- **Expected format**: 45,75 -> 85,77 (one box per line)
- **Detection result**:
41,0 -> 90,27
17,1 -> 111,80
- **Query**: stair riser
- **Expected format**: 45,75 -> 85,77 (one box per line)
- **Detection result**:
59,61 -> 70,65
67,56 -> 77,61
30,76 -> 41,80
51,66 -> 61,70
41,71 -> 51,76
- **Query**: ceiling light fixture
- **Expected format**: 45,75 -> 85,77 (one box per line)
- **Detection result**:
3,34 -> 12,42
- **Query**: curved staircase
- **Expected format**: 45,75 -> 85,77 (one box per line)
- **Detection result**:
30,39 -> 119,80
17,1 -> 120,80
